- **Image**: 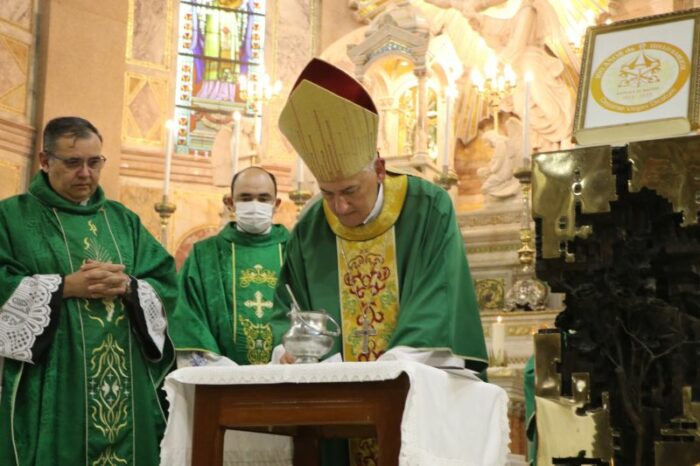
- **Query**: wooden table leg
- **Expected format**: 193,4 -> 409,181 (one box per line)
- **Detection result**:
192,386 -> 226,466
293,427 -> 321,466
375,378 -> 408,466
375,414 -> 402,466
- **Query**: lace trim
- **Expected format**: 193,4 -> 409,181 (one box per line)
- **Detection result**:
0,275 -> 61,362
136,279 -> 167,353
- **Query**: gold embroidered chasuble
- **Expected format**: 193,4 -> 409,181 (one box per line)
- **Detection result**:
324,175 -> 407,362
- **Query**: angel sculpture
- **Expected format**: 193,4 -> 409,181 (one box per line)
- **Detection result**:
477,117 -> 523,198
426,0 -> 579,150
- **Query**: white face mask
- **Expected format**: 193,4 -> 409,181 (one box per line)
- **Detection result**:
235,201 -> 274,234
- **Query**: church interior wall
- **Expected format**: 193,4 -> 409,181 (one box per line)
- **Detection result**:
0,0 -> 688,264
0,0 -> 38,197
33,0 -> 129,200
318,0 -> 361,52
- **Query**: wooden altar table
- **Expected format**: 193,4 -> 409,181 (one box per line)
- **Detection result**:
191,374 -> 410,466
160,361 -> 510,466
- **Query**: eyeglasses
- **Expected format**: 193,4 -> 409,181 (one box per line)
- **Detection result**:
46,152 -> 107,170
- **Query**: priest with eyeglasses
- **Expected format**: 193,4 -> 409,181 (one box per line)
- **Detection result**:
0,116 -> 176,465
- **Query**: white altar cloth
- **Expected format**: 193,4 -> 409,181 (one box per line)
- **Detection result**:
160,360 -> 510,466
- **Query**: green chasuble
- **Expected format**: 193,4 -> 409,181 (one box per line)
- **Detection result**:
270,174 -> 487,465
171,223 -> 289,364
270,174 -> 488,369
0,173 -> 176,466
524,355 -> 537,465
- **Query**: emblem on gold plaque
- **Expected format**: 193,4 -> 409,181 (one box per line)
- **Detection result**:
591,42 -> 690,113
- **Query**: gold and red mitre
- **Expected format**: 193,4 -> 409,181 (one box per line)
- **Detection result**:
278,58 -> 379,182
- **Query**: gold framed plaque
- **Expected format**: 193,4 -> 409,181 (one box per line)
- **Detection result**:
573,9 -> 700,146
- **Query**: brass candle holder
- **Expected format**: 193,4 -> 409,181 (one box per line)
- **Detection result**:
505,166 -> 548,310
154,195 -> 177,248
433,166 -> 459,191
288,182 -> 312,215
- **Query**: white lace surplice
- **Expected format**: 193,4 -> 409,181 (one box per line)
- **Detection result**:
160,360 -> 510,466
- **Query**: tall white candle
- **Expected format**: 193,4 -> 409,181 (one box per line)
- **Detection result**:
231,111 -> 241,176
163,119 -> 175,197
296,156 -> 304,184
523,71 -> 533,167
491,315 -> 506,366
442,86 -> 454,171
254,115 -> 262,146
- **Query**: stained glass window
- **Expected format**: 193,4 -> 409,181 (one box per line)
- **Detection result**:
174,0 -> 266,155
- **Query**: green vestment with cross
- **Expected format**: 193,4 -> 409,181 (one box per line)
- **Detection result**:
171,223 -> 289,365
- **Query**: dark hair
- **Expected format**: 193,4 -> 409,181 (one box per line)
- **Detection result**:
231,166 -> 278,196
43,117 -> 103,153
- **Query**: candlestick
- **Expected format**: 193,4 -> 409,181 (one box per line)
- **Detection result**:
296,156 -> 305,184
491,315 -> 506,366
523,71 -> 533,168
231,111 -> 241,176
442,85 -> 456,171
163,119 -> 175,197
289,181 -> 312,217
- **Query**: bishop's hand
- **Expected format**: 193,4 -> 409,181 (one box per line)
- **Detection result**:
279,352 -> 297,364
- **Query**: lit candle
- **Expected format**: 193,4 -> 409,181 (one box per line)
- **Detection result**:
491,315 -> 506,366
523,71 -> 533,168
231,111 -> 241,176
442,85 -> 456,171
296,156 -> 304,184
163,119 -> 175,197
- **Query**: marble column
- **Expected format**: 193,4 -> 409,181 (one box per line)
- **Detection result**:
413,67 -> 428,158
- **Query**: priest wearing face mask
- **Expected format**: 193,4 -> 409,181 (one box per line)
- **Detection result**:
170,167 -> 289,366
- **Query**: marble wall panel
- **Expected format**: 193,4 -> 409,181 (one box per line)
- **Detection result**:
122,73 -> 169,146
0,160 -> 21,200
263,0 -> 315,165
0,33 -> 28,116
171,188 -> 226,259
127,0 -> 171,68
0,0 -> 32,30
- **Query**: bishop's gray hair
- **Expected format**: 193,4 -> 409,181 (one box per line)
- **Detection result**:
360,153 -> 380,173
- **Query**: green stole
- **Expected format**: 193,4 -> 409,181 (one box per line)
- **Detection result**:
0,173 -> 175,466
172,223 -> 289,364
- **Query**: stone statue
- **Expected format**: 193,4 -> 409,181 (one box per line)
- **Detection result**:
426,0 -> 578,151
477,117 -> 522,198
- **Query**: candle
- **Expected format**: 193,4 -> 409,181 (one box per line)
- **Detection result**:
442,85 -> 455,171
231,111 -> 241,176
491,315 -> 506,366
523,71 -> 533,168
296,156 -> 304,184
163,119 -> 175,197
254,115 -> 261,146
